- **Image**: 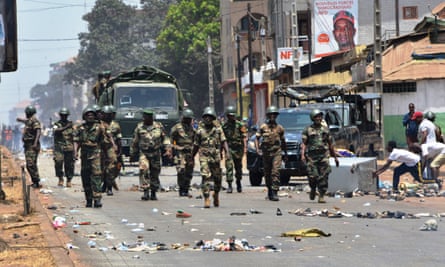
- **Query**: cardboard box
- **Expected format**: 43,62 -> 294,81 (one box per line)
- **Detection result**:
328,157 -> 377,193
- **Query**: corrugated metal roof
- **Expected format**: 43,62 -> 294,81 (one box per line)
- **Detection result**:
367,36 -> 445,82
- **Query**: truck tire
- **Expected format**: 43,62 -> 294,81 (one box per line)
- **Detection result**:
249,171 -> 263,186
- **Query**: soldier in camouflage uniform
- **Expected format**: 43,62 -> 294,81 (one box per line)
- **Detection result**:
16,105 -> 42,188
301,109 -> 339,203
74,107 -> 109,208
110,106 -> 122,191
192,107 -> 230,208
130,109 -> 172,201
254,106 -> 287,201
222,106 -> 247,193
53,107 -> 74,187
170,108 -> 196,197
100,105 -> 119,196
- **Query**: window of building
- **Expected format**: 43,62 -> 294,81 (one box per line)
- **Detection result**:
383,82 -> 416,93
403,6 -> 418,19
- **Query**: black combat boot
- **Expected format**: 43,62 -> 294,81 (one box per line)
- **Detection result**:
269,190 -> 279,201
107,186 -> 113,196
227,183 -> 233,193
141,190 -> 150,201
85,199 -> 93,208
150,189 -> 158,200
236,179 -> 242,193
93,198 -> 102,208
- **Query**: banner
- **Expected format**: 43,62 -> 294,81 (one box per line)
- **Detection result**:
313,0 -> 358,57
277,47 -> 303,69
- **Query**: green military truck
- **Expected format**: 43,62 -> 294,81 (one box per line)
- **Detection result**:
98,65 -> 186,156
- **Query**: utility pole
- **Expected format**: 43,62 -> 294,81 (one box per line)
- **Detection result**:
247,3 -> 254,124
260,17 -> 267,67
291,2 -> 300,84
236,33 -> 243,117
374,0 -> 384,156
207,36 -> 214,109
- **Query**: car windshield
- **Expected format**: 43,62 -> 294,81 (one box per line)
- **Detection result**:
115,86 -> 177,110
277,112 -> 312,131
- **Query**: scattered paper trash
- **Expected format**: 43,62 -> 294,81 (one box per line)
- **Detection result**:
419,219 -> 438,231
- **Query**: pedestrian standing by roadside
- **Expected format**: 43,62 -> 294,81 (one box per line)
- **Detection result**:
17,105 -> 42,188
413,111 -> 437,145
301,109 -> 339,203
192,107 -> 230,208
403,103 -> 418,146
53,107 -> 74,187
254,106 -> 288,201
130,109 -> 172,201
170,108 -> 196,197
74,107 -> 108,208
222,106 -> 247,193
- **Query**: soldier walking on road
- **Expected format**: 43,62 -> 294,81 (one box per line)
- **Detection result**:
222,106 -> 247,193
192,107 -> 230,208
301,109 -> 339,203
170,109 -> 196,197
110,106 -> 123,191
254,106 -> 287,201
16,105 -> 42,188
130,109 -> 172,201
74,107 -> 108,208
52,107 -> 74,187
100,105 -> 119,196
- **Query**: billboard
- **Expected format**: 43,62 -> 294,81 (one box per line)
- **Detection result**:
313,0 -> 358,58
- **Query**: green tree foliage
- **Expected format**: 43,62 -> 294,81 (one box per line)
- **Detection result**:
156,0 -> 221,113
64,0 -> 174,85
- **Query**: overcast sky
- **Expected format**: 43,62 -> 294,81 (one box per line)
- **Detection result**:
0,0 -> 141,124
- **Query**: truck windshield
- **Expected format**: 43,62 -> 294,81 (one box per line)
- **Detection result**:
277,112 -> 312,131
116,86 -> 177,110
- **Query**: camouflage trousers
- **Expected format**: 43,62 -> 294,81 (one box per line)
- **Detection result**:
81,149 -> 102,200
200,158 -> 222,196
53,148 -> 74,180
175,151 -> 194,191
262,152 -> 282,190
138,153 -> 161,191
25,146 -> 40,184
102,146 -> 118,188
225,149 -> 243,183
306,157 -> 332,195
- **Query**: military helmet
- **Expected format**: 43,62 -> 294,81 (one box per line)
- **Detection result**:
182,108 -> 194,119
142,108 -> 154,115
82,106 -> 96,116
425,111 -> 436,122
92,104 -> 102,113
266,106 -> 279,115
25,105 -> 37,116
202,106 -> 216,119
310,109 -> 324,121
109,105 -> 116,113
225,105 -> 236,116
59,107 -> 70,115
102,105 -> 114,114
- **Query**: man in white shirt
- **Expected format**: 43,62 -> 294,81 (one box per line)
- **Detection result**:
421,142 -> 445,188
413,111 -> 437,144
373,141 -> 421,192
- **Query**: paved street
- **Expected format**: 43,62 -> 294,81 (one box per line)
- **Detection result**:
35,154 -> 445,267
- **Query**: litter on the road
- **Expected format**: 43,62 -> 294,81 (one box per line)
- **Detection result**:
176,210 -> 192,218
419,219 -> 438,231
281,228 -> 331,237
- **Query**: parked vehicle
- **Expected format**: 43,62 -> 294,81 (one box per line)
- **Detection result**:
98,66 -> 187,156
247,106 -> 360,186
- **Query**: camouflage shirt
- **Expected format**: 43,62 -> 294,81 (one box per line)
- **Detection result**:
110,120 -> 122,142
130,121 -> 170,156
302,123 -> 332,159
74,121 -> 106,150
22,115 -> 41,145
222,120 -> 247,150
53,120 -> 74,151
256,122 -> 285,154
194,121 -> 226,162
170,122 -> 195,152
